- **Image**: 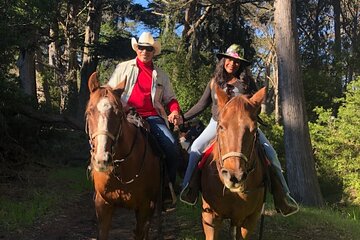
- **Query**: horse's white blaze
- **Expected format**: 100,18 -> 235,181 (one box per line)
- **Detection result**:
95,98 -> 111,161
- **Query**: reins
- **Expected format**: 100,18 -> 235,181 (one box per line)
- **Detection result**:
112,126 -> 148,184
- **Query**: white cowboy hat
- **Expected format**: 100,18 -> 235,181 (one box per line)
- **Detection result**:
131,32 -> 161,56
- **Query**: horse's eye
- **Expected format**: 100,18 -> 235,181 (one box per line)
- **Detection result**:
218,124 -> 225,132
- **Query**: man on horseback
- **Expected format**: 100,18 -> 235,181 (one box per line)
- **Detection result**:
107,32 -> 183,192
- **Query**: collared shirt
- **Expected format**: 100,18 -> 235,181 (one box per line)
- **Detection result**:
107,58 -> 180,121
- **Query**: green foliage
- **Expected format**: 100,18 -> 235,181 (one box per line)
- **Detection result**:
309,77 -> 360,203
97,22 -> 134,60
303,68 -> 343,121
155,34 -> 214,123
296,0 -> 347,121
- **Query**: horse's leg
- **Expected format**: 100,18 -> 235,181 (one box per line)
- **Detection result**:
134,201 -> 155,240
95,193 -> 114,240
202,199 -> 222,240
238,214 -> 260,240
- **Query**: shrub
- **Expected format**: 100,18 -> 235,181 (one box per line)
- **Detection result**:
309,77 -> 360,204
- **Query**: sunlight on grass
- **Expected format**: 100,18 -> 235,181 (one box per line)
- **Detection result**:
48,166 -> 93,192
174,201 -> 360,240
261,205 -> 360,240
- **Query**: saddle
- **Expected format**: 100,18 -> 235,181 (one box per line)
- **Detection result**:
126,108 -> 165,159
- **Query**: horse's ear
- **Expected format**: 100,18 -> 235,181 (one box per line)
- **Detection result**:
215,83 -> 230,109
250,87 -> 266,108
88,72 -> 100,93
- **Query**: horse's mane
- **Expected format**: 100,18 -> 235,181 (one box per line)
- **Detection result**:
221,94 -> 255,117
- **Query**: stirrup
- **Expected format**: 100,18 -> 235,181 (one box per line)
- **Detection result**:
179,183 -> 198,206
279,194 -> 299,217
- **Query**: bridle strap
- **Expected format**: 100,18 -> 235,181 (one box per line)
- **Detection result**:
221,152 -> 249,162
91,130 -> 116,141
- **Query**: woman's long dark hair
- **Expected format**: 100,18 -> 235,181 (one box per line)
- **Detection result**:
212,57 -> 247,87
213,57 -> 258,94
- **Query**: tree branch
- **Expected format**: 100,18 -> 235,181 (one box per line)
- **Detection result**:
186,6 -> 212,37
19,106 -> 84,131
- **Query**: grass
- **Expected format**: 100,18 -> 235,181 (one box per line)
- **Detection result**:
0,165 -> 92,233
174,196 -> 360,240
1,164 -> 359,239
0,191 -> 57,231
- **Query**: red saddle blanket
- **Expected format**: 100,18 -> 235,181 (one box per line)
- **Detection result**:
197,141 -> 215,169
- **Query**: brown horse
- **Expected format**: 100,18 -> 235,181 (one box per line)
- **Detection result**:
200,85 -> 267,240
85,72 -> 161,240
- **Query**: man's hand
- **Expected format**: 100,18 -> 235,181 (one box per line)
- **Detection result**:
168,111 -> 183,126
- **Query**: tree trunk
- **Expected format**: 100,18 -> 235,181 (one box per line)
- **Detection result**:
333,0 -> 341,55
332,0 -> 343,113
78,0 -> 102,124
274,0 -> 323,206
64,0 -> 81,116
17,48 -> 37,105
273,61 -> 280,124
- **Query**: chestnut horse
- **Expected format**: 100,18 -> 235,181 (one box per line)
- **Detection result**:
85,72 -> 160,240
200,86 -> 267,240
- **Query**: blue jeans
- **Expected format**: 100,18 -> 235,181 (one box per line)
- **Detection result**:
182,118 -> 217,188
258,128 -> 290,194
146,116 -> 180,185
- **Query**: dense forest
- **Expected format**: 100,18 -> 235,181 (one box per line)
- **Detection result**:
0,0 -> 359,212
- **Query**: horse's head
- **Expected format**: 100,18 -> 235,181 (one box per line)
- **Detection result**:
215,84 -> 266,192
85,72 -> 126,172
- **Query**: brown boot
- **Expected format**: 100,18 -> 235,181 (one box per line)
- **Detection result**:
269,167 -> 299,217
180,167 -> 201,205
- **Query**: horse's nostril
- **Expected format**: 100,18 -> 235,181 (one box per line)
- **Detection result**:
230,176 -> 239,184
221,169 -> 230,179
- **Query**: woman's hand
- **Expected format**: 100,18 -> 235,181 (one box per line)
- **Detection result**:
168,111 -> 183,126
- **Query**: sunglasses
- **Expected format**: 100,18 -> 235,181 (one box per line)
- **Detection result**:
138,45 -> 154,52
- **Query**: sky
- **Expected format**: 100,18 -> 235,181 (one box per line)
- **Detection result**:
133,0 -> 148,7
128,0 -> 154,37
129,0 -> 183,37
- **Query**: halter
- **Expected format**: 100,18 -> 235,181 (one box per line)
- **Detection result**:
216,131 -> 258,180
86,111 -> 125,159
216,96 -> 259,184
86,107 -> 149,185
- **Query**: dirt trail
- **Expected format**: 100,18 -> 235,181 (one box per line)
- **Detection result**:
4,191 -> 197,240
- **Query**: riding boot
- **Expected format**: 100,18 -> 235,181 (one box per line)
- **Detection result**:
180,167 -> 201,206
269,167 -> 299,217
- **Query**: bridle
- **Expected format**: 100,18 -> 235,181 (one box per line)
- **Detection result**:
86,110 -> 125,160
216,130 -> 258,182
215,97 -> 259,183
86,100 -> 148,184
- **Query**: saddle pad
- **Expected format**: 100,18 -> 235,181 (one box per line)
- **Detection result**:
197,141 -> 215,169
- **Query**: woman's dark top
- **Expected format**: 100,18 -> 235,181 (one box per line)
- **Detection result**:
183,72 -> 257,121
